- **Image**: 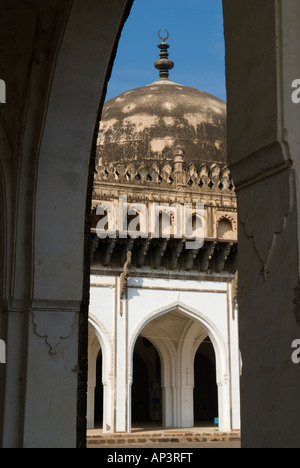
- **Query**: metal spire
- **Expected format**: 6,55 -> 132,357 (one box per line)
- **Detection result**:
154,30 -> 174,80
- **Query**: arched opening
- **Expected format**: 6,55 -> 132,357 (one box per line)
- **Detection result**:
87,325 -> 102,430
217,218 -> 234,240
194,337 -> 218,426
132,337 -> 162,429
130,305 -> 229,432
88,0 -> 235,441
87,319 -> 115,434
94,350 -> 104,427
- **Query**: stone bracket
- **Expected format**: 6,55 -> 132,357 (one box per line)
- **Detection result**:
31,304 -> 78,356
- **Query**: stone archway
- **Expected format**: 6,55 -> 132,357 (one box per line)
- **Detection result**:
0,0 -> 134,449
131,337 -> 162,427
87,326 -> 101,430
194,338 -> 218,425
129,303 -> 230,433
87,317 -> 114,433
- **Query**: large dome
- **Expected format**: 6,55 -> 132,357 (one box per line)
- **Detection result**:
97,33 -> 226,167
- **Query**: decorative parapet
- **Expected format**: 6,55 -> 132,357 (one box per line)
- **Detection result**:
95,160 -> 235,193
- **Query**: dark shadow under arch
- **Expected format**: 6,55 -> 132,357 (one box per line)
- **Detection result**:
132,337 -> 162,426
194,338 -> 218,425
94,350 -> 103,427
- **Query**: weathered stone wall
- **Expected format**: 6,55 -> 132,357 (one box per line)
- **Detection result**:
223,0 -> 300,448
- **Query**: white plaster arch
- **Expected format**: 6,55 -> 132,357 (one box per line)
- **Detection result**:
134,331 -> 177,429
128,301 -> 231,431
89,314 -> 113,381
180,323 -> 208,387
88,315 -> 114,432
129,301 -> 228,383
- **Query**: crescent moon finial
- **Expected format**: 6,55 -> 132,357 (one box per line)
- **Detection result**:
158,29 -> 169,42
155,30 -> 174,80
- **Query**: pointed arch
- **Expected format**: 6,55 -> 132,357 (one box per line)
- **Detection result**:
88,315 -> 114,432
128,301 -> 230,431
129,301 -> 228,383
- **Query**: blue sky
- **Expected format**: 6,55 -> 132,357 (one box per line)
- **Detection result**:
105,0 -> 226,102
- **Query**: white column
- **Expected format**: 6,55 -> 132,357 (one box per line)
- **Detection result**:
161,386 -> 173,428
217,376 -> 231,432
177,363 -> 194,428
103,378 -> 114,433
23,306 -> 80,448
179,387 -> 194,428
229,300 -> 241,430
115,280 -> 128,433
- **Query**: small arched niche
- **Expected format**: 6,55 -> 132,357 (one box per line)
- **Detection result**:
217,217 -> 234,240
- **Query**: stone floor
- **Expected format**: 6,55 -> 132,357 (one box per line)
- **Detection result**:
88,441 -> 241,449
87,423 -> 241,448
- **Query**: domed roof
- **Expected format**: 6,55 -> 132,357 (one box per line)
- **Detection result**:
97,34 -> 226,167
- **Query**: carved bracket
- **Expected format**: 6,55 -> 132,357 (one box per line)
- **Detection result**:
32,310 -> 76,356
238,166 -> 294,281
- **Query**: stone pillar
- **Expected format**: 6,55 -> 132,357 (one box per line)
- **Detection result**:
223,0 -> 300,448
161,355 -> 174,428
0,0 -> 134,448
23,306 -> 80,448
217,376 -> 231,432
177,365 -> 194,428
229,280 -> 241,431
103,378 -> 114,433
179,387 -> 194,428
115,280 -> 129,433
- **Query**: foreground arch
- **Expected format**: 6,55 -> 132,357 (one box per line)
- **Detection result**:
0,0 -> 134,448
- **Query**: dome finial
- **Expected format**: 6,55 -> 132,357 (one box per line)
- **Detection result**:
158,29 -> 169,42
155,30 -> 174,80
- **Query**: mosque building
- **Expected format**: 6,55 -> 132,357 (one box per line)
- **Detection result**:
87,33 -> 240,434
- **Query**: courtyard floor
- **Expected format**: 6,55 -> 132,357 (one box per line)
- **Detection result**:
87,422 -> 241,448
